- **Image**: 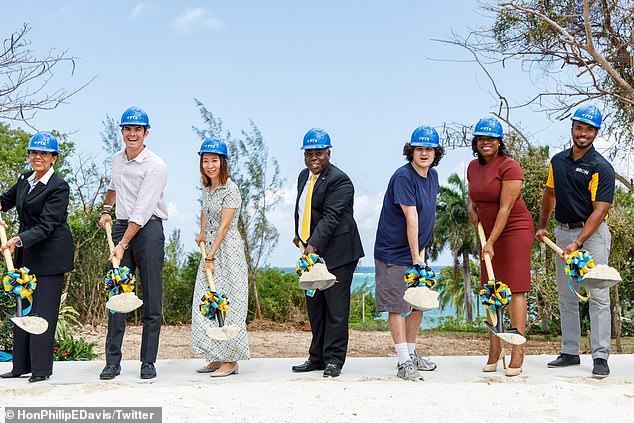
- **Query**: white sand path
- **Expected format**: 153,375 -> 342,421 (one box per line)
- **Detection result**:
1,355 -> 633,422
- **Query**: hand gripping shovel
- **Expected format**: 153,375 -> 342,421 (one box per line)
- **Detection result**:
295,242 -> 337,291
403,249 -> 440,311
0,215 -> 48,335
542,236 -> 621,294
198,242 -> 240,341
103,222 -> 143,313
477,223 -> 526,345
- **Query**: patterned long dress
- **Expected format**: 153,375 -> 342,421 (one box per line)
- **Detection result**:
191,178 -> 250,361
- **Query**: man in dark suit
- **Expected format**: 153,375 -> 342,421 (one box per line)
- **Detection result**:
292,128 -> 364,378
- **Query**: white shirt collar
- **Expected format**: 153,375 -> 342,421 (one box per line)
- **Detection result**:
27,166 -> 55,186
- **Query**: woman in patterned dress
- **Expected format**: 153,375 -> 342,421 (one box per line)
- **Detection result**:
192,138 -> 250,377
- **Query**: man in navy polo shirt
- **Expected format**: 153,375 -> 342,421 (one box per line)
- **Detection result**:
536,105 -> 615,378
374,125 -> 444,381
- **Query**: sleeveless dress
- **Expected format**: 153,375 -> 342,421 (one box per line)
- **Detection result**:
467,155 -> 534,293
191,179 -> 250,361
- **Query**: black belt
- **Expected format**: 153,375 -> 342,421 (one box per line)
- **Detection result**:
116,215 -> 162,223
558,221 -> 584,229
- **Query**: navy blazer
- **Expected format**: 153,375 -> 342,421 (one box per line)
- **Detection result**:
295,163 -> 364,270
0,170 -> 74,276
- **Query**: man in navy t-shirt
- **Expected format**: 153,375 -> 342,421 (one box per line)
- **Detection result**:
374,125 -> 444,381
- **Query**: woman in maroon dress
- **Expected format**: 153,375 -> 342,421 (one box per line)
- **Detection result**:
467,117 -> 534,377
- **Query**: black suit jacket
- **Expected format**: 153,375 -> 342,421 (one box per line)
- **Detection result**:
0,171 -> 74,275
295,163 -> 364,270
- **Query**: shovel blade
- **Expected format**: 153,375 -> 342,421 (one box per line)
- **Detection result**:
206,324 -> 240,341
403,286 -> 439,311
106,292 -> 143,313
298,263 -> 337,291
11,316 -> 48,335
582,264 -> 622,289
497,329 -> 527,345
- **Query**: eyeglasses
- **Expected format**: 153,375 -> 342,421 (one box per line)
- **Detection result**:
28,151 -> 53,158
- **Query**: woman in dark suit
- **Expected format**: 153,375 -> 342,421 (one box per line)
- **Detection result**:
0,132 -> 74,383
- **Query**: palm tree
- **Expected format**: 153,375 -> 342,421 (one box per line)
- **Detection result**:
429,172 -> 479,321
437,260 -> 481,318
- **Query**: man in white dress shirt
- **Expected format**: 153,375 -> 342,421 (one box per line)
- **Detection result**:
98,106 -> 168,380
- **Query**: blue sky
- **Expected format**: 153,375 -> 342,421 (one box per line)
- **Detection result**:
2,1 -> 587,266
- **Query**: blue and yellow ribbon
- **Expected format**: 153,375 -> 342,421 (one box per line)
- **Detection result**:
404,264 -> 437,289
564,250 -> 594,301
2,267 -> 37,315
200,290 -> 229,320
296,252 -> 327,297
104,266 -> 136,297
480,280 -> 512,312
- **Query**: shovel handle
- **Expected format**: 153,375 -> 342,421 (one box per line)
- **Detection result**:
104,222 -> 120,268
0,218 -> 15,271
198,241 -> 217,292
542,236 -> 566,259
477,223 -> 496,281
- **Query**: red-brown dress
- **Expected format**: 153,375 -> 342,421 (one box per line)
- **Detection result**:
467,154 -> 534,293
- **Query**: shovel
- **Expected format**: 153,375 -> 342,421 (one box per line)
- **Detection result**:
542,236 -> 621,291
403,249 -> 439,311
104,222 -> 143,313
198,242 -> 240,341
0,216 -> 48,335
296,242 -> 337,291
477,223 -> 526,345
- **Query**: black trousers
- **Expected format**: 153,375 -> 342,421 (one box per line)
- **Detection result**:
12,274 -> 64,377
105,219 -> 165,365
306,260 -> 357,367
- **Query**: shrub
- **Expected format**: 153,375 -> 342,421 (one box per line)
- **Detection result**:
252,267 -> 306,322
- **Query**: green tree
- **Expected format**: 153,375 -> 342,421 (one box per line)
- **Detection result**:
437,261 -> 480,319
429,172 -> 478,321
193,100 -> 285,320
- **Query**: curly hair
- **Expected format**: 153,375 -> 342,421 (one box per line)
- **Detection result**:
471,136 -> 511,165
403,143 -> 445,168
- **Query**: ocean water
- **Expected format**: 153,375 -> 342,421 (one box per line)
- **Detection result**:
281,266 -> 487,326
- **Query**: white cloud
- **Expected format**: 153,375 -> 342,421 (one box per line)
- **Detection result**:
130,2 -> 151,19
171,8 -> 224,32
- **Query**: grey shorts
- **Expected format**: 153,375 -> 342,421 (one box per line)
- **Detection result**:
374,259 -> 410,314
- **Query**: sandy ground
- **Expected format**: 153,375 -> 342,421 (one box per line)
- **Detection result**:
1,355 -> 633,423
78,324 -> 563,360
2,325 -> 633,422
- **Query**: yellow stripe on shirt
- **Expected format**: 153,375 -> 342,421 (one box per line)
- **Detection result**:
546,163 -> 554,188
588,172 -> 599,201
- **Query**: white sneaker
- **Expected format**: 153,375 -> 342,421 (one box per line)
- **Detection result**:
411,351 -> 437,371
397,360 -> 424,381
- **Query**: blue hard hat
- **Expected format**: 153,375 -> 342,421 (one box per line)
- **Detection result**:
301,128 -> 332,150
119,106 -> 151,128
571,105 -> 602,129
198,137 -> 228,157
410,126 -> 440,148
27,132 -> 59,153
473,117 -> 504,139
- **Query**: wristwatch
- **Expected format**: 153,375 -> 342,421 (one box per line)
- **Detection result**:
118,241 -> 129,250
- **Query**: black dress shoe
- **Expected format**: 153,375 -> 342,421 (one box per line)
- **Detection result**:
323,363 -> 342,378
28,375 -> 49,383
140,362 -> 156,379
547,353 -> 581,368
291,360 -> 325,373
592,358 -> 610,378
99,364 -> 121,380
0,371 -> 23,378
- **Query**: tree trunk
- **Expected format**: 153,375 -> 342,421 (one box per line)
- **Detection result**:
249,268 -> 262,320
612,287 -> 622,353
462,249 -> 473,322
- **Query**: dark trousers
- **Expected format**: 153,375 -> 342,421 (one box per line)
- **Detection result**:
306,260 -> 357,367
12,274 -> 64,377
105,219 -> 165,365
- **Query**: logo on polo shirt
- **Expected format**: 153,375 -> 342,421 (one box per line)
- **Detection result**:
575,167 -> 590,176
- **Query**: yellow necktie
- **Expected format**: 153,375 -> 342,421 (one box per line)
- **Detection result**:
301,173 -> 317,242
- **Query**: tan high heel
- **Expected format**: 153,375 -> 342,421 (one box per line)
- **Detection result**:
505,346 -> 524,377
482,348 -> 506,372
